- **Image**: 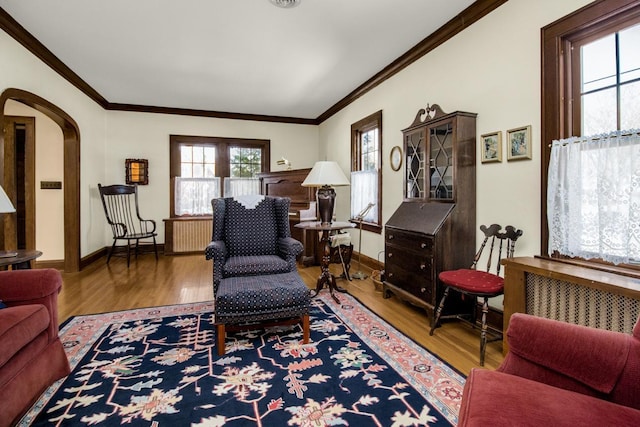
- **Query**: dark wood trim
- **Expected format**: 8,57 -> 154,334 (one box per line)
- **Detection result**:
540,0 -> 640,256
2,115 -> 36,251
0,8 -> 109,109
79,247 -> 107,270
0,88 -> 81,272
107,103 -> 317,125
317,0 -> 508,123
34,258 -> 65,270
1,2 -> 507,125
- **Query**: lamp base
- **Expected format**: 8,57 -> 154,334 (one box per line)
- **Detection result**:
351,271 -> 368,280
0,250 -> 18,258
317,185 -> 336,225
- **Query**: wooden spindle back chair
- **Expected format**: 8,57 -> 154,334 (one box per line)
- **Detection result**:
98,184 -> 158,267
430,224 -> 523,366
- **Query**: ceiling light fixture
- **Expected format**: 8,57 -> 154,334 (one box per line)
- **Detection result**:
269,0 -> 300,8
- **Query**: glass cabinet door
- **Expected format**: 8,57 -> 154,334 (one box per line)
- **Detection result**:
428,122 -> 454,200
404,128 -> 425,199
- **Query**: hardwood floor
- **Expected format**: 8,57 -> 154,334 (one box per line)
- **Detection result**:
58,254 -> 504,375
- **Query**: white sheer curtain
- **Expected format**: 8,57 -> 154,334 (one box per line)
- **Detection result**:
547,129 -> 640,264
223,178 -> 261,197
350,170 -> 378,223
175,177 -> 220,215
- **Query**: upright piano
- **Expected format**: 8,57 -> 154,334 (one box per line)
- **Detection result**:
258,168 -> 317,265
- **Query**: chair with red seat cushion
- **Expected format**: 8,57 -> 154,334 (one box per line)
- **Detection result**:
429,224 -> 523,365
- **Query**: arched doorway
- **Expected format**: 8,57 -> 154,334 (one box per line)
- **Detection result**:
0,88 -> 80,272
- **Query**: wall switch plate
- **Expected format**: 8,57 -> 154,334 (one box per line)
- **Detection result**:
41,181 -> 62,189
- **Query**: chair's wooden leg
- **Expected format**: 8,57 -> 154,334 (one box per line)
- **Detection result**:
217,324 -> 226,356
430,286 -> 450,335
480,297 -> 489,366
153,236 -> 158,260
126,241 -> 131,268
302,314 -> 310,344
107,240 -> 117,264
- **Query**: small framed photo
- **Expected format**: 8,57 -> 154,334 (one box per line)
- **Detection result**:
480,131 -> 502,163
506,125 -> 532,161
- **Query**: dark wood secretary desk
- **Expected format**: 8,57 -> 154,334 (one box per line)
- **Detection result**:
383,104 -> 477,325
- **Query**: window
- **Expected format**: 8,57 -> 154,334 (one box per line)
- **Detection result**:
169,135 -> 269,217
572,21 -> 640,135
542,1 -> 640,271
351,111 -> 382,233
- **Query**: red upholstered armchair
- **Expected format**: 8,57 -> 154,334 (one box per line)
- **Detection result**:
0,269 -> 70,427
459,313 -> 640,426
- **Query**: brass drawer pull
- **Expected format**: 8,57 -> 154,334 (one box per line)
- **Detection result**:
421,242 -> 428,249
388,253 -> 393,258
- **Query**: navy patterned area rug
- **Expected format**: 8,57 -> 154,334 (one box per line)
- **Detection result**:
20,293 -> 465,426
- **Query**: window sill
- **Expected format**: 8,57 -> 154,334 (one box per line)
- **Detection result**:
538,255 -> 640,280
349,220 -> 382,234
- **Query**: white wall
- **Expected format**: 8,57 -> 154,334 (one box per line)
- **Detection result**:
0,29 -> 108,258
319,0 -> 592,265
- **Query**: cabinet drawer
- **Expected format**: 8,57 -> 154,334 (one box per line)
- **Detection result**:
385,248 -> 432,278
385,264 -> 433,302
386,229 -> 433,255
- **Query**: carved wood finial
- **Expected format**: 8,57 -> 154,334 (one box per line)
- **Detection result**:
409,103 -> 447,127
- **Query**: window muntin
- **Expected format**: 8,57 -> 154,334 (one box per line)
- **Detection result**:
180,145 -> 216,178
230,147 -> 262,177
360,128 -> 379,172
169,136 -> 269,217
576,22 -> 640,135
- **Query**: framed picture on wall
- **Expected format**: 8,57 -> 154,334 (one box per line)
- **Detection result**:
480,131 -> 502,163
506,125 -> 532,161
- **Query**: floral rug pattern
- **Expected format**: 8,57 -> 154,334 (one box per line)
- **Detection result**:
20,293 -> 464,426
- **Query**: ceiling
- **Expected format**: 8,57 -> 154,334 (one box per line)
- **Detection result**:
0,0 -> 485,122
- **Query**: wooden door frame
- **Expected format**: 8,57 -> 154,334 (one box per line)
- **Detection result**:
3,115 -> 35,251
0,88 -> 80,272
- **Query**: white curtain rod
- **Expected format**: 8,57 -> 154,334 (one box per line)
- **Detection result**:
548,129 -> 640,147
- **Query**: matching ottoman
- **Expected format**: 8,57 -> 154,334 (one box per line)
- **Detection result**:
215,271 -> 311,355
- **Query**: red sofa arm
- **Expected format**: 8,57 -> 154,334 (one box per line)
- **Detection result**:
0,269 -> 63,341
498,313 -> 640,407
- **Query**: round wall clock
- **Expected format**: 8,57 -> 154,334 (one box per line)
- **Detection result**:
390,146 -> 402,171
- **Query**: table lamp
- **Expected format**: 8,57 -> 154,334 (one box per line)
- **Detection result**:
0,185 -> 17,258
302,161 -> 350,225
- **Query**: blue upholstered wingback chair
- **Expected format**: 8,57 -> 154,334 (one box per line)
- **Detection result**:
204,196 -> 303,293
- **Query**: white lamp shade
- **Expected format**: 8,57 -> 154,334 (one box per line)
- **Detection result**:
0,185 -> 15,213
301,161 -> 350,187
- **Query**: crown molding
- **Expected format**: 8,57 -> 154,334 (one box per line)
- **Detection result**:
106,103 -> 318,125
1,0 -> 507,125
317,0 -> 508,123
0,7 -> 109,108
